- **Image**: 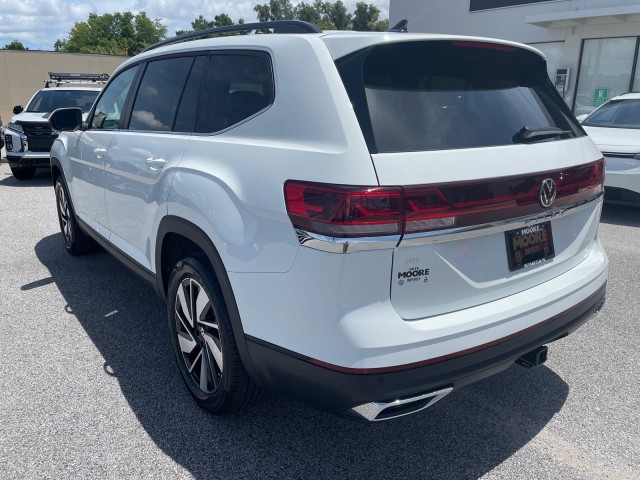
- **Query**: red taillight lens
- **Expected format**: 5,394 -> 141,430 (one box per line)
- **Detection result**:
451,41 -> 517,52
285,159 -> 604,239
284,181 -> 402,238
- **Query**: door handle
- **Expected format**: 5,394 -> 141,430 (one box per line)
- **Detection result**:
145,157 -> 166,169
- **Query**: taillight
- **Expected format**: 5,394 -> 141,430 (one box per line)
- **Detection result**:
285,159 -> 604,239
451,41 -> 517,52
284,181 -> 402,238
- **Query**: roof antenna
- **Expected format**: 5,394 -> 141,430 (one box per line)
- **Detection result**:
387,19 -> 408,33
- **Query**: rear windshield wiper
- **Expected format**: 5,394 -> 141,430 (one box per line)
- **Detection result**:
513,126 -> 574,144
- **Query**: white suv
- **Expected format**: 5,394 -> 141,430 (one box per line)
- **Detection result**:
5,73 -> 105,179
49,21 -> 608,421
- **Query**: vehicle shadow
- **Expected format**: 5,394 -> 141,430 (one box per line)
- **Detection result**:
600,203 -> 640,227
34,233 -> 569,480
0,166 -> 52,187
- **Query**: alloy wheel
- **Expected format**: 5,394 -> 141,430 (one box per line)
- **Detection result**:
174,277 -> 224,393
56,183 -> 72,247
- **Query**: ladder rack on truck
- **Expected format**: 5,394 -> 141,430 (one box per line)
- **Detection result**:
45,72 -> 110,87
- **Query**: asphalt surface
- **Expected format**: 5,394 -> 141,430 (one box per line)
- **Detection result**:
0,162 -> 638,480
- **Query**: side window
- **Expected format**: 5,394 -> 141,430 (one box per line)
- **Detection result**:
129,56 -> 194,132
91,65 -> 140,130
196,52 -> 273,133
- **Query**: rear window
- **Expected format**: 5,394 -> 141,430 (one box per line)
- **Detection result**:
336,41 -> 584,153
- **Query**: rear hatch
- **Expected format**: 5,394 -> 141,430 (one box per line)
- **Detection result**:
335,38 -> 604,319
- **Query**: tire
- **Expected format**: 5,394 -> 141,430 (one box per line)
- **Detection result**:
10,166 -> 36,180
54,176 -> 98,255
167,256 -> 263,415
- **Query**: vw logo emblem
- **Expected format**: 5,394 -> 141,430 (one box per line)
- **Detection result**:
539,178 -> 557,208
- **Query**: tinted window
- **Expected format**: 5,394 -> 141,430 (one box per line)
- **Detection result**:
129,57 -> 194,132
26,90 -> 99,113
197,53 -> 273,133
583,99 -> 640,129
337,41 -> 583,153
92,66 -> 140,130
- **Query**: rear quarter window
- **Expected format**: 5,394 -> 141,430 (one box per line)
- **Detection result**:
196,52 -> 274,133
336,41 -> 584,153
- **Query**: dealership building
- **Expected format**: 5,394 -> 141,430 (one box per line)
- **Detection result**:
390,0 -> 640,115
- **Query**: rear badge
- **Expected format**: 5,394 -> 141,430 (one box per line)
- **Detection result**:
505,222 -> 555,271
539,178 -> 557,208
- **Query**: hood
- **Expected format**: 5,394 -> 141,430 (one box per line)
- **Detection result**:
583,125 -> 640,154
10,112 -> 52,124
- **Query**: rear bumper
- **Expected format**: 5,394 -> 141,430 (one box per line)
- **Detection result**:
244,283 -> 606,417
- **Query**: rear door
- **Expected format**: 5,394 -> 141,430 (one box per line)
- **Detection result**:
103,55 -> 205,271
336,39 -> 604,319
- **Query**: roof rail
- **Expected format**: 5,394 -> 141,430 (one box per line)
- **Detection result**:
143,20 -> 323,53
46,72 -> 110,87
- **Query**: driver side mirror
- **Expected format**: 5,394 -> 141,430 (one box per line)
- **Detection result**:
13,105 -> 23,115
575,114 -> 588,124
49,107 -> 83,131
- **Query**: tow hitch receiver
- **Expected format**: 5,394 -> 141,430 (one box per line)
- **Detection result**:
516,345 -> 548,368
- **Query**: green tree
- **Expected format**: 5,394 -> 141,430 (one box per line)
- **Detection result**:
53,39 -> 66,51
4,39 -> 27,50
352,2 -> 387,31
192,14 -> 215,30
214,13 -> 234,27
176,14 -> 244,36
254,0 -> 295,21
294,2 -> 322,25
61,11 -> 166,56
327,1 -> 352,30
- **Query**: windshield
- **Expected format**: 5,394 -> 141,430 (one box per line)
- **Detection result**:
337,41 -> 583,153
26,90 -> 99,113
583,99 -> 640,129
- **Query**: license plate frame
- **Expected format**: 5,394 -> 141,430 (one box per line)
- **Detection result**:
505,221 -> 555,271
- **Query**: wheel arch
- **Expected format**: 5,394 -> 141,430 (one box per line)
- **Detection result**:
50,157 -> 63,185
156,216 -> 257,379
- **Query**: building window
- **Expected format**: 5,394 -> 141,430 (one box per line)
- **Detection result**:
470,0 -> 558,12
574,37 -> 638,116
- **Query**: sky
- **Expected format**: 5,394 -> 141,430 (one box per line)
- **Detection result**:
0,0 -> 390,51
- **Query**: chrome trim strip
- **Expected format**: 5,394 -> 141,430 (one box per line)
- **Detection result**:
294,193 -> 603,253
349,387 -> 453,422
400,192 -> 603,247
295,229 -> 400,254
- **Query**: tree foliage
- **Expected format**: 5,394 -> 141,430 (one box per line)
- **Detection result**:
253,0 -> 385,31
59,12 -> 166,56
176,13 -> 244,36
352,2 -> 388,31
55,3 -> 388,55
4,39 -> 27,50
255,0 -> 295,22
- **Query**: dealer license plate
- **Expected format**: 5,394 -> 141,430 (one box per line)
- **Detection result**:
505,221 -> 555,271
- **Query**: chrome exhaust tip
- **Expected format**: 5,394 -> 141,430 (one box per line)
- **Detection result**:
348,387 -> 453,422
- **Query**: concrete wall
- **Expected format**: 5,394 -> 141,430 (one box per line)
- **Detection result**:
0,50 -> 128,126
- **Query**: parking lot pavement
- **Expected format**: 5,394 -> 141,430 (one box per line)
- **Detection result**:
0,162 -> 638,480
